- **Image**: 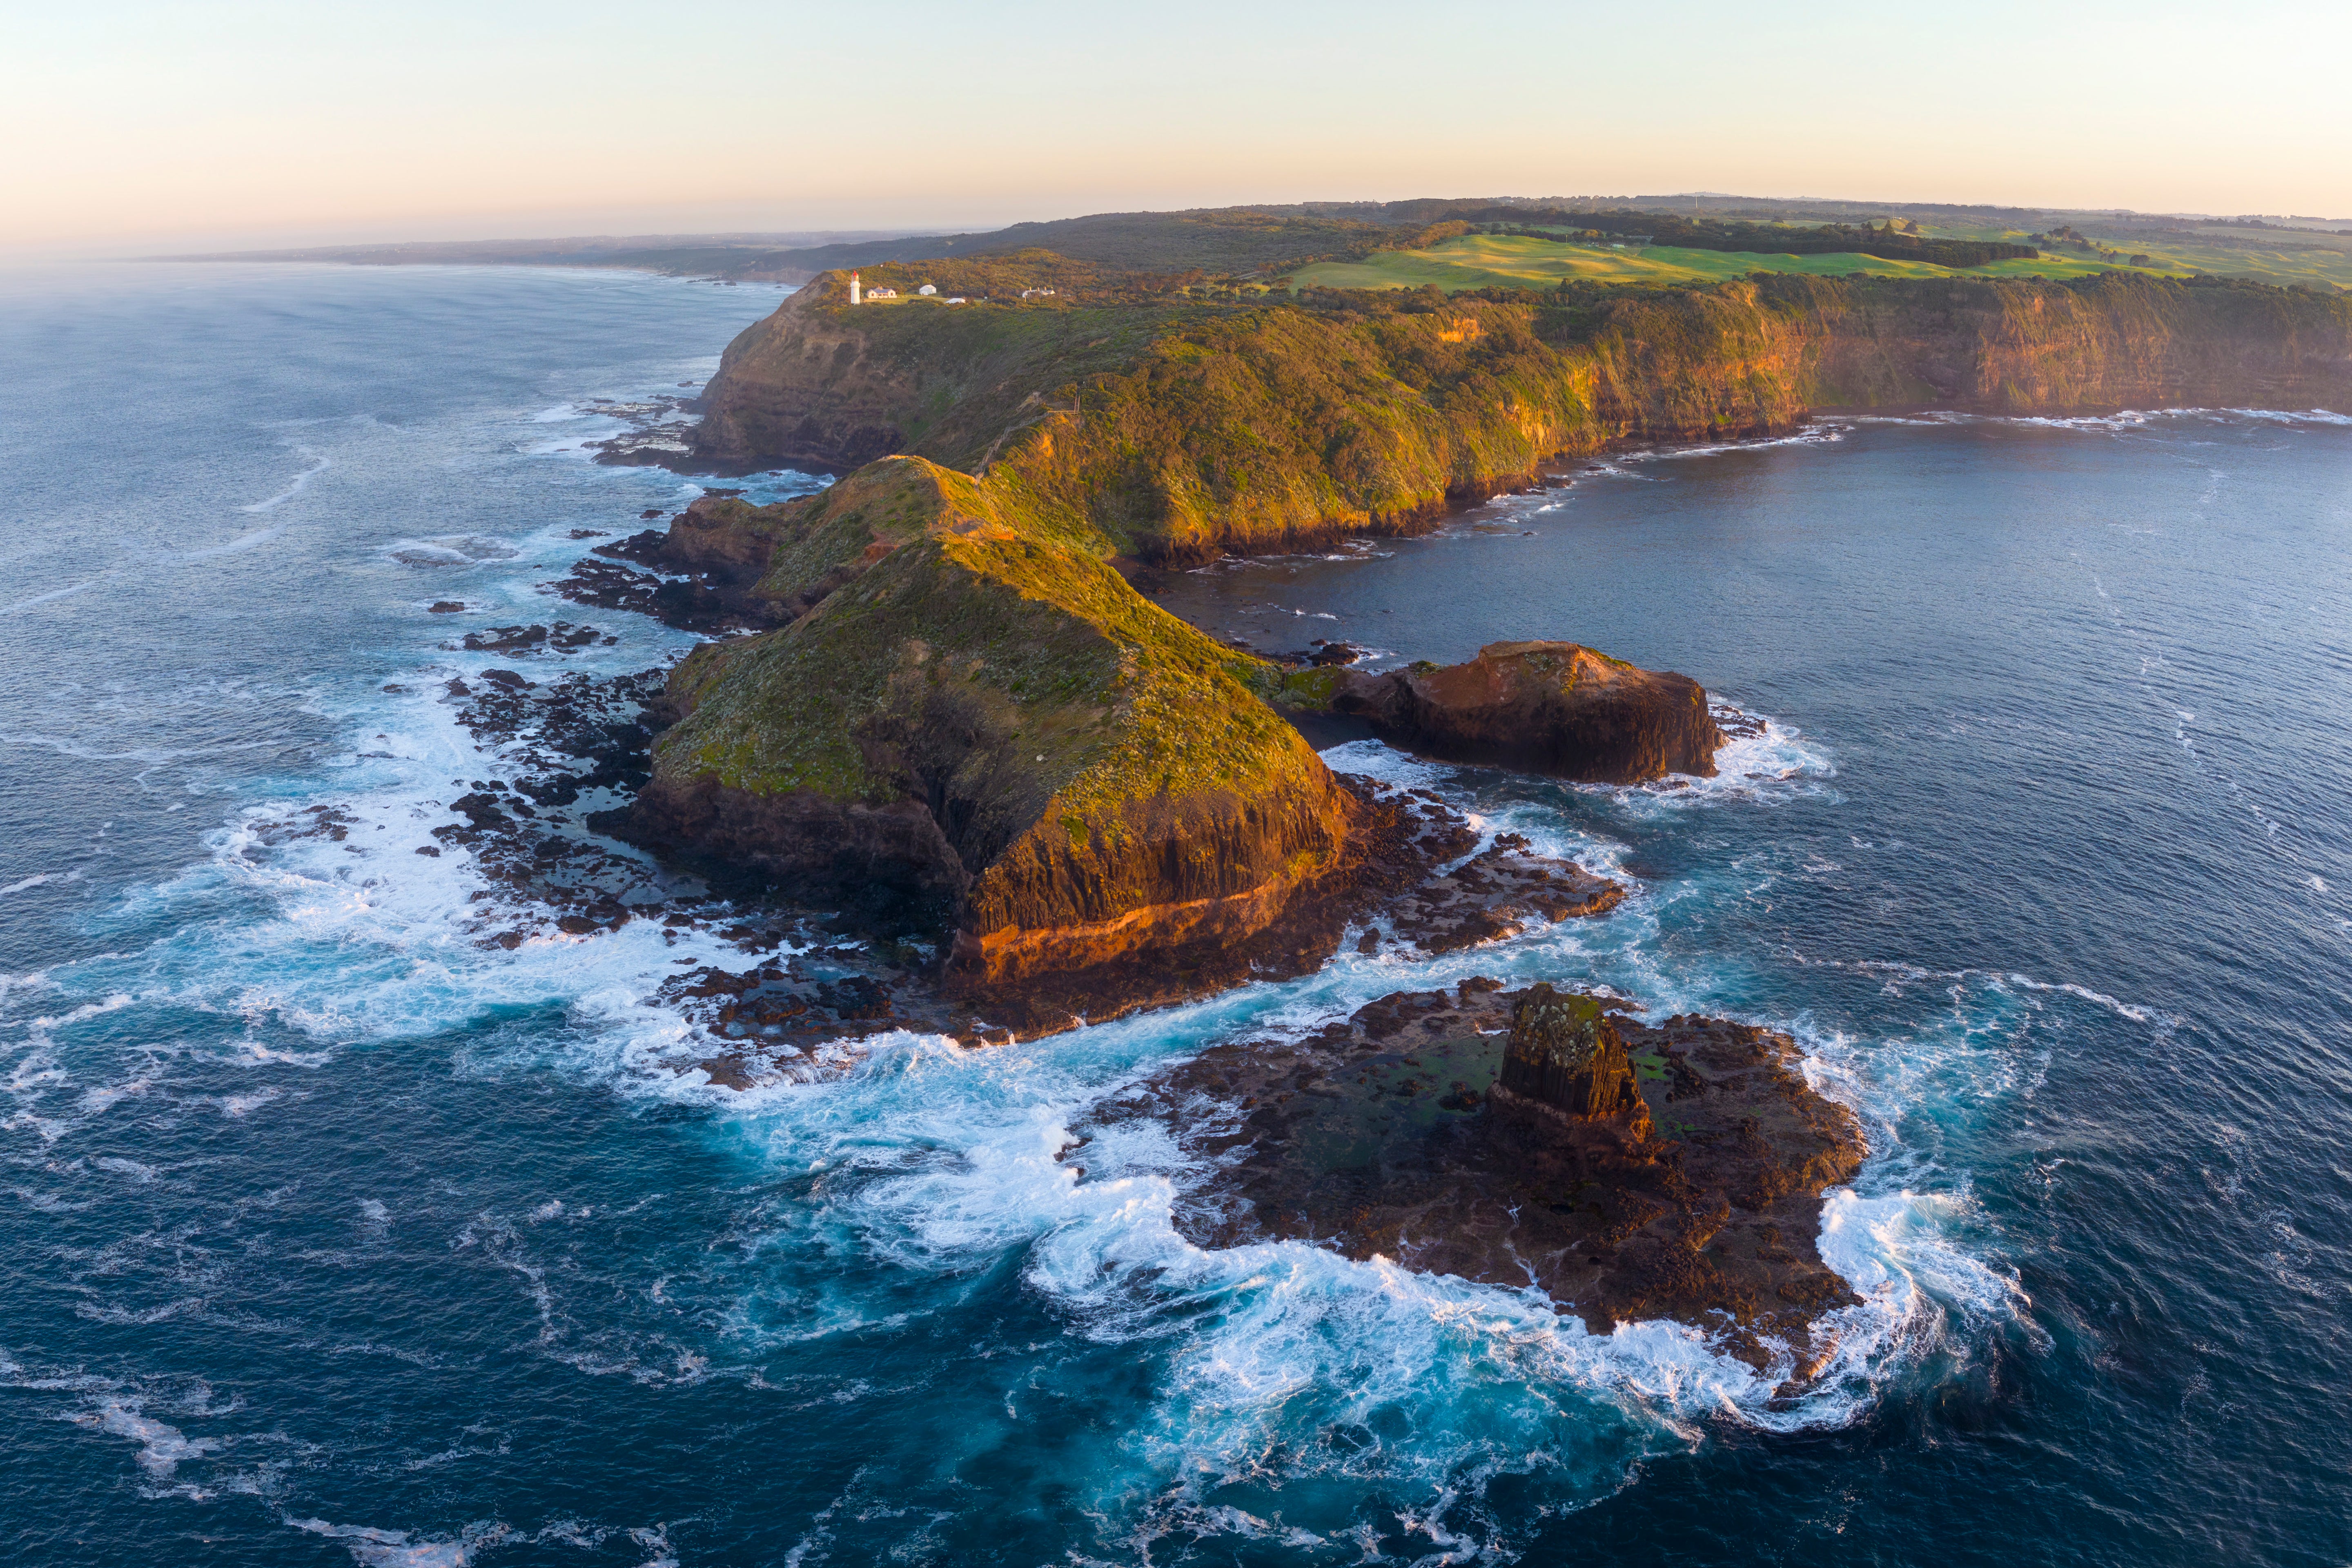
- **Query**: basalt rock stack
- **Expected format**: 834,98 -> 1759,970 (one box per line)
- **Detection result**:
1325,641 -> 1727,783
1491,984 -> 1654,1134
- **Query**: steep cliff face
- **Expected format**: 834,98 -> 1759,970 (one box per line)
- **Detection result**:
1321,640 -> 1726,783
625,456 -> 1375,1023
695,270 -> 2352,561
1790,272 -> 2352,410
691,281 -> 913,472
692,271 -> 1207,477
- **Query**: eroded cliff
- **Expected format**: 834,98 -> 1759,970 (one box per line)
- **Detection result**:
622,456 -> 1385,1026
694,269 -> 2352,561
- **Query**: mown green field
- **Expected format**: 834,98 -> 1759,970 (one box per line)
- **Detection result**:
1920,223 -> 2352,289
1288,233 -> 2168,292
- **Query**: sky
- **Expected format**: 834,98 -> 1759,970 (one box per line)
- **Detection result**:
6,0 -> 2349,255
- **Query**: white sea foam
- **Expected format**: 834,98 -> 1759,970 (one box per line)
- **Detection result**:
1933,406 -> 2352,435
1619,424 -> 1850,463
65,1398 -> 222,1479
384,535 -> 519,568
176,524 -> 288,561
0,580 -> 97,615
286,1517 -> 491,1567
242,449 -> 331,512
0,869 -> 80,897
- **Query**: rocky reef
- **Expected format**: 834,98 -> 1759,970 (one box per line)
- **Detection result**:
693,268 -> 2352,563
1094,979 -> 1867,1368
1317,639 -> 1727,783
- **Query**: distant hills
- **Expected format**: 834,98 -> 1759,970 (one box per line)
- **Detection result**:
165,197 -> 2352,288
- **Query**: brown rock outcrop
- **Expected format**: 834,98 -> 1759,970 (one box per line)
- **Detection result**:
1492,984 -> 1653,1136
1098,981 -> 1867,1366
1330,641 -> 1726,783
611,457 -> 1408,1033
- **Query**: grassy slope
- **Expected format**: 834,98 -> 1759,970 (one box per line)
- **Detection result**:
1290,234 -> 2174,292
1919,222 -> 2352,289
710,270 -> 2352,565
657,457 -> 1321,839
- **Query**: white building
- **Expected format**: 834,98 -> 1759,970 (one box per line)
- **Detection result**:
917,284 -> 937,296
866,287 -> 898,300
849,270 -> 860,305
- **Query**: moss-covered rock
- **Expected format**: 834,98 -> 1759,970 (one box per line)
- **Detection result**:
626,456 -> 1371,1019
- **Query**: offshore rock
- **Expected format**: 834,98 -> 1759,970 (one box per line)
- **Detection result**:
1329,640 -> 1726,783
1097,981 -> 1868,1365
1493,983 -> 1653,1136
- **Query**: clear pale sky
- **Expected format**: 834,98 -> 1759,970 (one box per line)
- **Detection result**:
7,0 -> 2347,254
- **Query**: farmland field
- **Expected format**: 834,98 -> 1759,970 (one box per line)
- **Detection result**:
1289,233 -> 2156,292
1293,227 -> 2352,293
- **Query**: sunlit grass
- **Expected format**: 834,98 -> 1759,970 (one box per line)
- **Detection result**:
1288,234 -> 2186,292
1922,223 -> 2352,290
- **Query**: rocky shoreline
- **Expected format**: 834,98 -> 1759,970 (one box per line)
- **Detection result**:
383,635 -> 1636,1051
1087,979 -> 1865,1379
352,259 -> 1916,1353
361,466 -> 1884,1356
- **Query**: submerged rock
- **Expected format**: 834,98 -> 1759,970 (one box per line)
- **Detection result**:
1098,981 -> 1866,1366
1327,640 -> 1726,783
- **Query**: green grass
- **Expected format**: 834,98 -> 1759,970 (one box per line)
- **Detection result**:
1919,223 -> 2352,290
1290,233 -> 2198,292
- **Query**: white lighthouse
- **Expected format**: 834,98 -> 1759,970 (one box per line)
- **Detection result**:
849,270 -> 861,306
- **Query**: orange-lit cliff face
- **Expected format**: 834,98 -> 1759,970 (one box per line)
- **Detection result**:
692,270 -> 2352,561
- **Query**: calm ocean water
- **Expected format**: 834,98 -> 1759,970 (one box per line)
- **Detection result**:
4,263 -> 2349,1566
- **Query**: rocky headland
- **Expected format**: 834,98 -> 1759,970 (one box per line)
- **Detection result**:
543,450 -> 1731,1032
574,458 -> 1617,1032
687,264 -> 2352,564
452,249 -> 2352,1349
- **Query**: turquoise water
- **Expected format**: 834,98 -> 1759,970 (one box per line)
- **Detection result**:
4,263 -> 2349,1565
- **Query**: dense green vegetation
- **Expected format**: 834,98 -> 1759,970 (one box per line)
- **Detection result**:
735,268 -> 2352,565
1915,220 -> 2352,290
1452,211 -> 2037,268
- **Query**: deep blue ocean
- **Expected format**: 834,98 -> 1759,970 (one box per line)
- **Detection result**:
4,262 -> 2350,1567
